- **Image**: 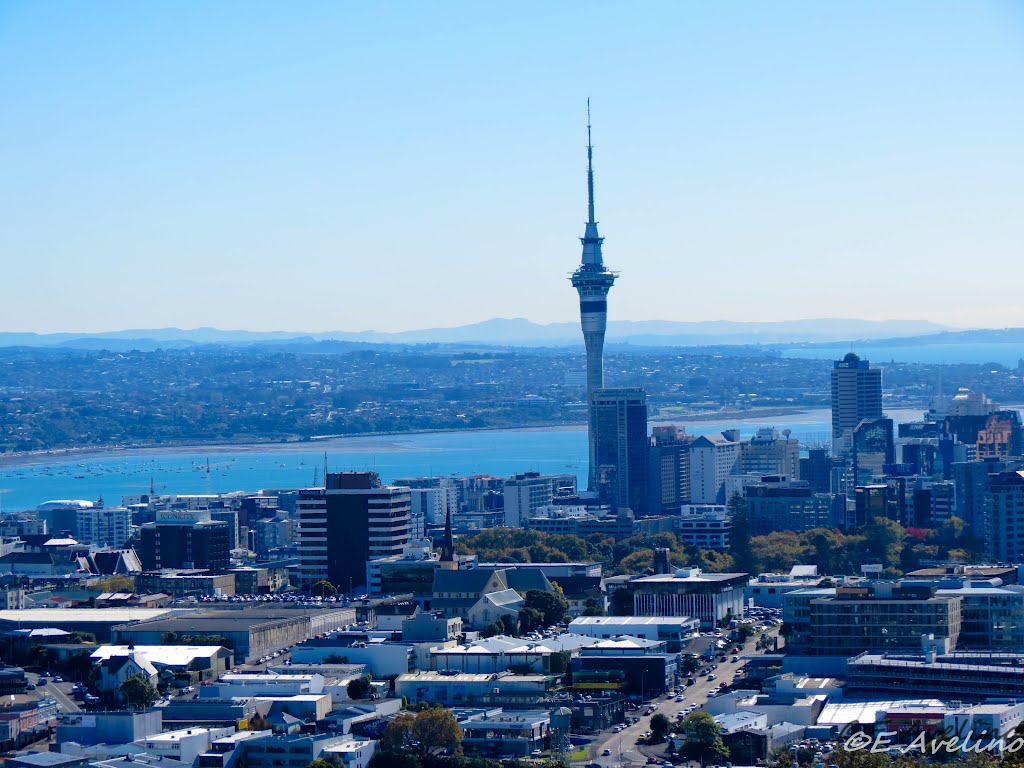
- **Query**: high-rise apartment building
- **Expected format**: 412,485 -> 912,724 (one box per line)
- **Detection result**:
138,510 -> 230,572
831,353 -> 883,455
739,427 -> 800,479
409,487 -> 455,527
297,472 -> 411,592
689,431 -> 741,504
590,388 -> 649,514
648,426 -> 694,515
571,104 -> 618,492
252,513 -> 293,558
503,472 -> 577,528
75,506 -> 131,548
800,449 -> 833,494
744,481 -> 842,535
986,470 -> 1024,563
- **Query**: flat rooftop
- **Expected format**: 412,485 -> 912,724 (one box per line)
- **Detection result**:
817,699 -> 945,726
0,608 -> 179,624
569,616 -> 697,626
91,646 -> 225,665
114,607 -> 353,632
397,672 -> 551,683
631,571 -> 746,584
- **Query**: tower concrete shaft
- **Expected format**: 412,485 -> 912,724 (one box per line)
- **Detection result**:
570,101 -> 618,491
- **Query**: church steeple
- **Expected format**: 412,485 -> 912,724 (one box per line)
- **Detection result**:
440,509 -> 456,570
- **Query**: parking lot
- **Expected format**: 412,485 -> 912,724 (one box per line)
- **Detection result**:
584,617 -> 783,768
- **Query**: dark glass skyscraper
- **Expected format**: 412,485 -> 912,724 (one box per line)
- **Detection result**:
571,103 -> 618,491
590,387 -> 649,514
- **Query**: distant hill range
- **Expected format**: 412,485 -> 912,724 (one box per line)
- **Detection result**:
0,317 -> 972,351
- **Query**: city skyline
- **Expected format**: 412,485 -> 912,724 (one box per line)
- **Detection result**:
3,2 -> 1023,333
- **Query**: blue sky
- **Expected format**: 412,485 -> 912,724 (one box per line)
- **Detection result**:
2,1 -> 1022,333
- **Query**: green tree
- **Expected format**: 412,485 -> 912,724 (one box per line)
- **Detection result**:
610,587 -> 633,616
550,650 -> 571,674
412,707 -> 463,757
525,589 -> 569,626
581,597 -> 605,616
88,575 -> 135,593
29,645 -> 52,670
862,518 -> 906,571
518,607 -> 545,634
650,713 -> 670,743
120,673 -> 158,708
678,712 -> 728,766
311,580 -> 338,598
728,493 -> 756,575
380,713 -> 417,753
499,614 -> 519,636
679,655 -> 701,674
347,676 -> 372,699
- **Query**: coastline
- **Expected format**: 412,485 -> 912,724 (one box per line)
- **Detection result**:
0,403 -> 919,470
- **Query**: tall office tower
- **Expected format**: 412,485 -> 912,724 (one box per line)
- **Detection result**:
831,353 -> 883,455
851,417 -> 895,483
75,506 -> 131,548
503,472 -> 578,528
297,472 -> 411,592
138,510 -> 230,571
590,388 -> 649,514
570,104 -> 618,491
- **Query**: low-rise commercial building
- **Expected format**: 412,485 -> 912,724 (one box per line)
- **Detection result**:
136,570 -> 236,598
112,607 -> 354,662
240,734 -> 374,768
90,645 -> 233,683
461,709 -> 552,756
630,568 -> 747,628
567,616 -> 698,651
394,672 -> 556,706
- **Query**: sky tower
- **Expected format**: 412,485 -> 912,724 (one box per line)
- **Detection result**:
571,100 -> 618,491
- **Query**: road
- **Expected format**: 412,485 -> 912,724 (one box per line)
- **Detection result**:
32,673 -> 80,713
584,628 -> 780,768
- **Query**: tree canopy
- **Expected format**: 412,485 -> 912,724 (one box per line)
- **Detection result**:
381,708 -> 463,759
120,673 -> 157,708
525,589 -> 569,626
454,512 -> 982,580
676,711 -> 729,765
